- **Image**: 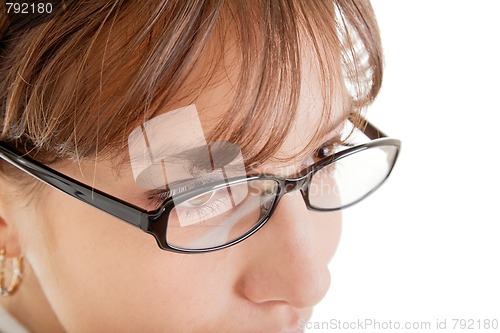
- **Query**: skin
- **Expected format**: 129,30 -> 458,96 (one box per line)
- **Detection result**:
0,41 -> 346,333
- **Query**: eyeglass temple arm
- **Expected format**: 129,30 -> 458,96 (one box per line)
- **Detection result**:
350,114 -> 388,140
0,143 -> 150,230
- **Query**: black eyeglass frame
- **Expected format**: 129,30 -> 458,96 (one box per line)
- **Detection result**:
0,117 -> 400,253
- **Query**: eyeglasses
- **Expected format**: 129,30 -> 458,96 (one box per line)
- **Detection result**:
0,117 -> 400,253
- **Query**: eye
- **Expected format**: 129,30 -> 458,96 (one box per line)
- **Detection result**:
315,142 -> 336,159
313,134 -> 345,160
185,191 -> 215,207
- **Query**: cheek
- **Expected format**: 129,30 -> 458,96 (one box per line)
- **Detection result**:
312,210 -> 342,262
23,187 -> 238,332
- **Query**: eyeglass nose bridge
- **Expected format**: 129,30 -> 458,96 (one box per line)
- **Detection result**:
282,175 -> 311,194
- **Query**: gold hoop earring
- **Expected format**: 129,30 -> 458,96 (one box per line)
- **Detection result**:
0,248 -> 23,297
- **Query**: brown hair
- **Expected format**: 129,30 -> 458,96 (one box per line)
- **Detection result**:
0,0 -> 382,172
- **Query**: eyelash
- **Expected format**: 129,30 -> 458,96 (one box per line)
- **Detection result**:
176,195 -> 229,225
315,143 -> 335,159
146,179 -> 215,208
314,137 -> 344,160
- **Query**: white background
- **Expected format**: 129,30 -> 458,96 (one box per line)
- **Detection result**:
309,1 -> 500,332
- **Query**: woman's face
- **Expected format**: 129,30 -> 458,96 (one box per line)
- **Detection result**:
9,48 -> 345,333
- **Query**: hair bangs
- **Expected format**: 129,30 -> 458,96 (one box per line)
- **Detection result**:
194,0 -> 382,166
1,0 -> 382,170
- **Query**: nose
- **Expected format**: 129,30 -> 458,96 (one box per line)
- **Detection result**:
238,191 -> 341,309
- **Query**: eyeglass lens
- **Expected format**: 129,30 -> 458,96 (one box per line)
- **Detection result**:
308,144 -> 398,209
164,144 -> 398,250
166,179 -> 279,250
